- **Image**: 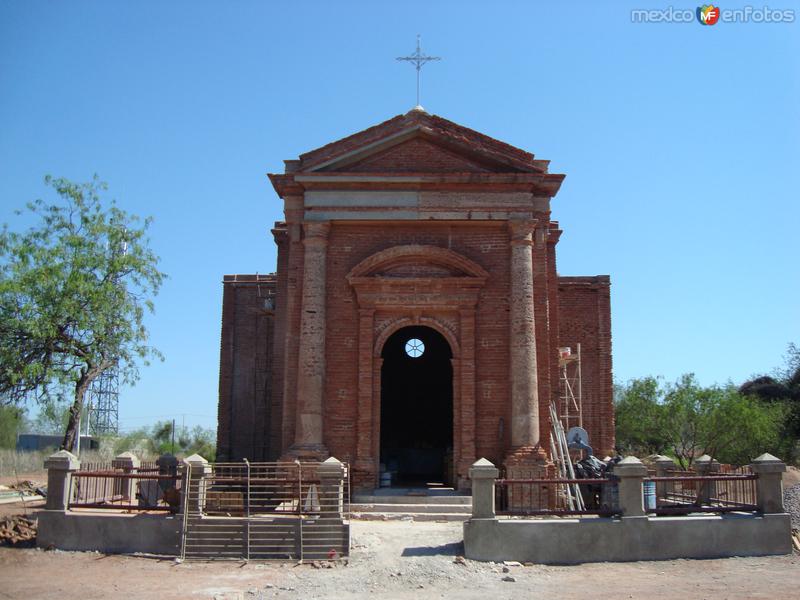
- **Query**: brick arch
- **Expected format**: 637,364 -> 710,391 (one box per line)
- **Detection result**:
373,316 -> 461,359
347,244 -> 489,281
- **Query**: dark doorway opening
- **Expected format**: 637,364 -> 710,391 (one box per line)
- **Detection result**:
380,325 -> 453,487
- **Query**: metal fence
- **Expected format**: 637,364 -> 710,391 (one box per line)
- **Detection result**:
646,466 -> 758,514
181,461 -> 350,561
69,466 -> 181,512
495,465 -> 759,517
496,477 -> 616,516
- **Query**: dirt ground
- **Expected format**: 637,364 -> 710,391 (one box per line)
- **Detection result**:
0,518 -> 797,600
1,469 -> 799,599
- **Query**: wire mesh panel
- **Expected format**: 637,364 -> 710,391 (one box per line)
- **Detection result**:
181,461 -> 350,561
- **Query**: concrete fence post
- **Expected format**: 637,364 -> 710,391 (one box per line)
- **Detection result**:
112,451 -> 140,502
182,453 -> 210,515
470,458 -> 499,519
615,456 -> 648,517
654,455 -> 675,503
318,456 -> 345,517
43,450 -> 80,511
694,454 -> 720,505
750,453 -> 786,514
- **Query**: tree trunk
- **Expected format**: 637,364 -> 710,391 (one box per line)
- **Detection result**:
61,364 -> 105,452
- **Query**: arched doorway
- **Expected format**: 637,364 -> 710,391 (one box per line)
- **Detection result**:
380,325 -> 453,486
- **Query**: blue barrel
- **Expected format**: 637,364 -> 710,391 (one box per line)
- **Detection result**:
643,480 -> 656,511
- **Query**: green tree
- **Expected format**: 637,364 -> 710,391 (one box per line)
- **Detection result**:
0,176 -> 165,451
0,404 -> 27,449
614,376 -> 669,456
739,342 -> 800,462
660,375 -> 784,468
113,420 -> 216,460
29,395 -> 72,435
614,374 -> 784,467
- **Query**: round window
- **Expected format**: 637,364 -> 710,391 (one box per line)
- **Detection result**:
405,338 -> 425,358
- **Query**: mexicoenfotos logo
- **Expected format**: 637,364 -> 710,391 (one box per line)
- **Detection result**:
697,4 -> 721,25
631,5 -> 796,23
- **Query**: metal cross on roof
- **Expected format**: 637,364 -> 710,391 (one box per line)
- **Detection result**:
396,34 -> 441,108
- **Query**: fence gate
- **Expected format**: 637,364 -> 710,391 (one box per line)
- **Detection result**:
181,461 -> 350,561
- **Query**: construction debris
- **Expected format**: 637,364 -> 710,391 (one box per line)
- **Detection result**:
0,515 -> 37,547
8,480 -> 41,495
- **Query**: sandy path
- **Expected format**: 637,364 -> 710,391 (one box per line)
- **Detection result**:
1,520 -> 798,600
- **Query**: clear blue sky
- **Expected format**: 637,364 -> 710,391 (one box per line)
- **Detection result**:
1,1 -> 798,433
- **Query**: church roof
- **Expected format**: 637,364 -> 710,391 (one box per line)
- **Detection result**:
269,108 -> 564,197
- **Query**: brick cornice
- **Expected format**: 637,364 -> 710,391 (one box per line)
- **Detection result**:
268,172 -> 564,198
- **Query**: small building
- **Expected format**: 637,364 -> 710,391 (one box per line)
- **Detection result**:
216,108 -> 613,490
16,433 -> 99,452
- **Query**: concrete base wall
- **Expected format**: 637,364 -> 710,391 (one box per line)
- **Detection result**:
464,513 -> 792,564
37,511 -> 181,555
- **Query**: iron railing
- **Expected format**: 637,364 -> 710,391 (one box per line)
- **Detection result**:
69,467 -> 181,512
496,477 -> 617,516
646,467 -> 758,514
181,461 -> 350,561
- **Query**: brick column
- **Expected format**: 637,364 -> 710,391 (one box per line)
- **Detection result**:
280,196 -> 305,454
508,219 -> 540,448
318,457 -> 345,518
694,454 -> 720,505
470,458 -> 499,519
615,456 -> 648,517
112,451 -> 140,502
183,453 -> 210,515
355,307 -> 375,483
457,308 -> 477,488
654,455 -> 675,504
750,453 -> 786,514
291,221 -> 331,457
44,450 -> 80,511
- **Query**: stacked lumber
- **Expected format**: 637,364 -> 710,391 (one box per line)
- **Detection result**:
0,515 -> 37,547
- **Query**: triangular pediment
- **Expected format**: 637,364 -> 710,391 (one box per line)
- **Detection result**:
335,135 -> 495,173
293,109 -> 550,174
269,109 -> 566,198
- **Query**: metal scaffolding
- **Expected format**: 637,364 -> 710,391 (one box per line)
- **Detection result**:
86,367 -> 120,435
547,344 -> 586,511
558,343 -> 583,432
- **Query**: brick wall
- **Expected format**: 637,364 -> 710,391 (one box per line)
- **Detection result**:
216,274 -> 276,461
557,276 -> 614,456
216,251 -> 615,467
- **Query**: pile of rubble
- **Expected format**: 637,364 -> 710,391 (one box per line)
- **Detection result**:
9,480 -> 42,495
0,480 -> 46,504
784,483 -> 800,528
0,515 -> 37,547
784,483 -> 800,552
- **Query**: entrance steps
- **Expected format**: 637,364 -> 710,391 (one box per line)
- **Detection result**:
351,488 -> 472,522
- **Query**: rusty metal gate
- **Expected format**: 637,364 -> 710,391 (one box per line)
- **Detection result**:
180,460 -> 350,561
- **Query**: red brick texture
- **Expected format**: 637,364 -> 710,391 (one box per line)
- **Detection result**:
557,276 -> 614,457
216,274 -> 276,462
216,109 -> 614,487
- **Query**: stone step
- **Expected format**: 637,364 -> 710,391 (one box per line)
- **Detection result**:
350,502 -> 471,514
352,494 -> 472,506
349,511 -> 470,522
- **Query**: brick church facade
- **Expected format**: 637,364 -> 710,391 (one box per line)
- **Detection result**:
216,108 -> 613,490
